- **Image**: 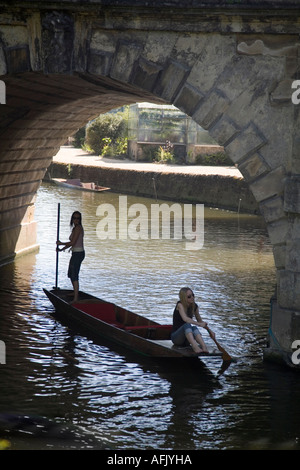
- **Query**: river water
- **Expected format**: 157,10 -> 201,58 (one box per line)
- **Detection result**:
0,181 -> 300,451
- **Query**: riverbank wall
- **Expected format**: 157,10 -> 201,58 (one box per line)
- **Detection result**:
47,160 -> 259,214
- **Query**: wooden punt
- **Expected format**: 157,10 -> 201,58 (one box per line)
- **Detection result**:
51,178 -> 110,193
43,288 -> 222,360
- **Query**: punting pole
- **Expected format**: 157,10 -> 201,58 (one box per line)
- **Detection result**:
55,203 -> 60,289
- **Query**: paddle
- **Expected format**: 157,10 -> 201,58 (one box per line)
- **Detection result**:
206,326 -> 232,362
55,202 -> 60,290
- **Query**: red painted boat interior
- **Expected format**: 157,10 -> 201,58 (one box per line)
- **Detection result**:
72,301 -> 172,336
73,302 -> 124,328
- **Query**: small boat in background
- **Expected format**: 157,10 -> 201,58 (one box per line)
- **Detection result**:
51,178 -> 110,193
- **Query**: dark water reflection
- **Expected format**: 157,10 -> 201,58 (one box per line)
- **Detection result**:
0,182 -> 300,450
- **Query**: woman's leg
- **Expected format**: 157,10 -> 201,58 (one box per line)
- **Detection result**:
193,330 -> 208,352
187,326 -> 209,353
172,324 -> 208,353
171,325 -> 187,346
185,330 -> 203,353
68,251 -> 85,302
72,280 -> 79,302
172,324 -> 202,353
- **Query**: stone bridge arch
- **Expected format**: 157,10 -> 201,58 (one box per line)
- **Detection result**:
0,1 -> 299,366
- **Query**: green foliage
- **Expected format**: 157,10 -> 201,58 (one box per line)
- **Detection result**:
194,152 -> 232,166
139,144 -> 158,162
73,127 -> 86,148
153,140 -> 175,164
82,108 -> 128,157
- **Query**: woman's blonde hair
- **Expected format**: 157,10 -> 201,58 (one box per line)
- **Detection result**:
178,287 -> 196,314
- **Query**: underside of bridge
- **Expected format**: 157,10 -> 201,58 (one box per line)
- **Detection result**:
0,72 -> 162,261
0,0 -> 300,367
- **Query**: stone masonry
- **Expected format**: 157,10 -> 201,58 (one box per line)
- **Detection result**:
0,1 -> 299,365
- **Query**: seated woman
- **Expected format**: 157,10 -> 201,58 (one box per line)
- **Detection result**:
171,287 -> 214,354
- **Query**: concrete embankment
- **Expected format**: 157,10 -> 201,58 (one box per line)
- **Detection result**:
46,147 -> 259,214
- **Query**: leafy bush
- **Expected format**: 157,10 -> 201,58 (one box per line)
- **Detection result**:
85,110 -> 128,156
139,144 -> 158,162
72,126 -> 86,148
195,152 -> 232,166
153,140 -> 175,164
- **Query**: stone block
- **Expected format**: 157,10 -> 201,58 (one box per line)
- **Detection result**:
0,169 -> 45,186
27,12 -> 42,72
209,115 -> 240,146
0,218 -> 38,263
269,300 -> 294,351
110,40 -> 143,83
285,56 -> 299,77
0,46 -> 7,75
173,82 -> 204,116
131,58 -> 162,93
87,50 -> 113,76
284,176 -> 300,214
41,11 -> 74,73
73,17 -> 91,73
278,270 -> 300,312
291,312 -> 300,346
286,239 -> 300,272
249,166 -> 285,202
0,204 -> 33,229
270,78 -> 295,104
5,148 -> 54,161
290,133 -> 300,175
153,59 -> 190,102
142,31 -> 176,66
0,179 -> 40,200
0,193 -> 36,213
14,220 -> 38,255
272,244 -> 286,269
225,121 -> 267,164
259,196 -> 285,223
289,216 -> 300,241
267,217 -> 289,245
192,89 -> 230,130
238,152 -> 269,181
6,46 -> 30,73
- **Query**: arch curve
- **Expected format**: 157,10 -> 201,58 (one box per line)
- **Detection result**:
0,2 -> 299,365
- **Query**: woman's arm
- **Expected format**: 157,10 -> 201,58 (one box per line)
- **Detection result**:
178,303 -> 207,328
57,226 -> 81,251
